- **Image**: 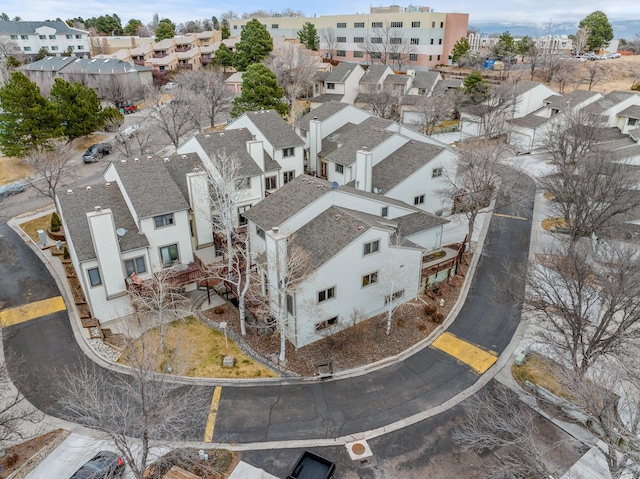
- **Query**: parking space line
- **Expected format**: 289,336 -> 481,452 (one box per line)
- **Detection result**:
204,386 -> 222,443
431,332 -> 497,374
494,213 -> 530,221
0,296 -> 66,328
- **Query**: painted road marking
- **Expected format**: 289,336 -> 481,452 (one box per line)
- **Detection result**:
494,213 -> 530,221
431,332 -> 497,374
204,386 -> 222,442
0,296 -> 66,328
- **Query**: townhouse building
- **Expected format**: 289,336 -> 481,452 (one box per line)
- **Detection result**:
0,21 -> 90,60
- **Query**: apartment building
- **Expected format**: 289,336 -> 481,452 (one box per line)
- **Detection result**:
0,21 -> 90,60
229,6 -> 468,69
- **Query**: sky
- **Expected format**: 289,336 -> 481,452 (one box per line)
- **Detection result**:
2,0 -> 640,29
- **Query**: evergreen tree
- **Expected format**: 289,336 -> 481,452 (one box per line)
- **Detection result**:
233,19 -> 273,71
35,48 -> 49,61
463,70 -> 489,104
0,72 -> 62,156
491,31 -> 516,60
212,43 -> 234,72
221,20 -> 230,40
50,78 -> 103,140
231,63 -> 287,117
297,21 -> 320,51
155,18 -> 176,42
451,37 -> 470,64
579,11 -> 614,51
123,19 -> 142,36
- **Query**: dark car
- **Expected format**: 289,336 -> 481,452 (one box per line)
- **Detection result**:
83,143 -> 112,163
70,451 -> 125,479
0,182 -> 25,198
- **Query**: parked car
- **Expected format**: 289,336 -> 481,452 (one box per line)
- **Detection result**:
0,182 -> 25,198
70,451 -> 125,479
119,104 -> 138,115
163,82 -> 175,90
83,143 -> 112,163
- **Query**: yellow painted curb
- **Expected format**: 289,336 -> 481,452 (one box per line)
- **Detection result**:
204,386 -> 222,442
431,332 -> 497,375
0,296 -> 66,328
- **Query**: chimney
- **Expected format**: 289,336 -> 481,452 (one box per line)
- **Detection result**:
247,140 -> 264,172
355,149 -> 373,192
309,118 -> 322,174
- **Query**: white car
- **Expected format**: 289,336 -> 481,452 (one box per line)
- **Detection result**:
164,82 -> 175,90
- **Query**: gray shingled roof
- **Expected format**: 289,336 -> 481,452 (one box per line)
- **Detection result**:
371,141 -> 445,192
433,78 -> 463,95
57,183 -> 149,262
585,91 -> 639,114
291,206 -> 389,270
360,64 -> 390,85
193,130 -> 265,178
111,158 -> 190,219
21,56 -> 152,74
243,174 -> 333,230
395,211 -> 448,236
241,110 -> 304,149
384,74 -> 410,85
0,21 -> 86,35
510,113 -> 549,129
325,62 -> 360,82
297,101 -> 349,131
20,56 -> 75,72
412,71 -> 440,90
311,93 -> 344,104
159,153 -> 204,204
543,94 -> 565,110
319,123 -> 357,157
630,127 -> 640,142
513,80 -> 544,97
619,105 -> 640,120
323,117 -> 394,166
565,89 -> 601,105
400,94 -> 423,105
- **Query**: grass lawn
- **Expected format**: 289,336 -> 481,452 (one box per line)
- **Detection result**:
0,156 -> 33,185
512,352 -> 567,398
20,214 -> 54,242
120,316 -> 279,379
541,217 -> 567,232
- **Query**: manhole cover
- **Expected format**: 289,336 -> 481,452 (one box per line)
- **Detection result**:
352,443 -> 366,455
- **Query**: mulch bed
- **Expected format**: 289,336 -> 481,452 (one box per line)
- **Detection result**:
202,258 -> 469,377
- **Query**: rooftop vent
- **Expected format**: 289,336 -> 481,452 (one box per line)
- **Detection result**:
121,159 -> 127,163
105,182 -> 112,187
163,158 -> 170,162
205,134 -> 210,138
334,214 -> 342,219
357,226 -> 365,231
94,206 -> 101,211
147,156 -> 153,160
86,186 -> 92,191
316,184 -> 323,188
66,189 -> 73,195
133,157 -> 140,162
182,155 -> 187,159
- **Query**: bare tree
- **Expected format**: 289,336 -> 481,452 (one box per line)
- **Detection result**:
113,118 -> 153,158
417,91 -> 456,135
471,82 -> 520,138
360,25 -> 413,70
97,74 -> 134,108
539,110 -> 640,241
144,87 -> 199,148
552,59 -> 581,94
58,338 -> 210,479
583,61 -> 607,91
572,26 -> 590,55
359,82 -> 400,120
266,44 -> 317,125
173,69 -> 232,129
320,27 -> 337,59
526,243 -> 640,378
452,384 -> 561,478
25,138 -> 76,201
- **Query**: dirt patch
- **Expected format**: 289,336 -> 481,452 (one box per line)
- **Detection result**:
541,217 -> 567,232
206,258 -> 469,377
0,429 -> 68,479
0,157 -> 33,185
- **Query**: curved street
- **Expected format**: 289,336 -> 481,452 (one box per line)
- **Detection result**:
0,168 -> 535,445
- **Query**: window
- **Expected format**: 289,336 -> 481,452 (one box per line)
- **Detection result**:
337,36 -> 346,43
414,194 -> 425,205
154,213 -> 174,228
124,256 -> 146,276
437,54 -> 441,61
385,290 -> 405,304
354,22 -> 365,28
39,35 -> 46,40
409,53 -> 418,61
429,55 -> 433,61
235,177 -> 251,189
317,286 -> 335,303
438,38 -> 442,45
390,21 -> 403,28
75,34 -> 82,39
370,52 -> 381,59
337,22 -> 346,28
362,271 -> 378,287
283,170 -> 295,184
353,36 -> 364,43
335,163 -> 344,174
66,34 -> 72,39
353,51 -> 364,58
410,38 -> 419,45
21,35 -> 28,40
336,50 -> 346,57
381,206 -> 388,217
271,24 -> 279,29
77,45 -> 84,50
10,35 -> 18,40
412,21 -> 421,28
87,268 -> 102,287
363,240 -> 379,255
371,37 -> 382,44
238,205 -> 251,226
432,21 -> 436,28
315,316 -> 338,331
629,118 -> 638,127
51,46 -> 58,51
389,53 -> 400,60
390,37 -> 402,45
233,25 -> 237,29
372,22 -> 383,28
23,46 -> 31,52
283,147 -> 294,157
440,21 -> 444,28
432,167 -> 443,178
49,35 -> 56,39
265,176 -> 277,190
327,82 -> 335,90
286,294 -> 295,315
159,244 -> 179,266
430,38 -> 434,45
256,226 -> 265,239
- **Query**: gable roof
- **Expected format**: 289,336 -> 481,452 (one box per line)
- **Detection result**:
513,80 -> 546,97
322,117 -> 395,166
239,110 -> 304,149
412,71 -> 440,90
619,105 -> 640,120
192,129 -> 268,178
360,64 -> 391,85
395,211 -> 448,235
0,20 -> 86,36
111,158 -> 189,219
432,78 -> 463,95
585,91 -> 639,115
57,183 -> 149,262
371,141 -> 445,192
325,62 -> 361,82
159,153 -> 204,204
384,74 -> 410,86
297,101 -> 350,131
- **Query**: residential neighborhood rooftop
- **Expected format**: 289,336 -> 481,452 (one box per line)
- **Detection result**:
297,101 -> 349,131
241,110 -> 305,149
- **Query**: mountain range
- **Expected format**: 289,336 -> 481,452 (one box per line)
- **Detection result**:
471,19 -> 640,39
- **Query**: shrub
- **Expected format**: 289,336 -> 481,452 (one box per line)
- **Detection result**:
63,246 -> 70,259
50,212 -> 61,232
432,312 -> 445,324
632,82 -> 640,92
100,107 -> 124,131
424,303 -> 437,315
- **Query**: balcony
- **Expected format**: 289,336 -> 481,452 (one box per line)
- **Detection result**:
126,255 -> 209,293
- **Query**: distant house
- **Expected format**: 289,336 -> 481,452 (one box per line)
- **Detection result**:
311,62 -> 366,109
0,20 -> 90,60
244,174 -> 451,348
56,153 -> 215,323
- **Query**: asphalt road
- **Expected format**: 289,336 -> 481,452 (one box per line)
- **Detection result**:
0,168 -> 535,444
